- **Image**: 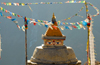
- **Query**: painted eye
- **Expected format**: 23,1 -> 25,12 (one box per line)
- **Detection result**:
57,42 -> 59,44
47,42 -> 51,44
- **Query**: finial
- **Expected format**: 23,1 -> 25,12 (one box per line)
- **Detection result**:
52,13 -> 58,25
52,13 -> 55,19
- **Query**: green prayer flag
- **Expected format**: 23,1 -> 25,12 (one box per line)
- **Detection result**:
38,23 -> 41,26
76,25 -> 80,29
69,1 -> 72,3
6,3 -> 9,6
81,1 -> 84,3
90,4 -> 92,6
15,14 -> 17,16
80,21 -> 83,24
73,23 -> 75,25
19,3 -> 21,5
57,22 -> 59,24
45,2 -> 47,4
33,3 -> 35,4
81,7 -> 84,9
65,23 -> 68,25
27,18 -> 30,20
75,14 -> 78,16
3,8 -> 5,12
58,2 -> 60,4
41,20 -> 43,22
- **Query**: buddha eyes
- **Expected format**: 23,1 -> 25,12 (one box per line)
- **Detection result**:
57,42 -> 59,44
47,42 -> 52,44
46,41 -> 61,45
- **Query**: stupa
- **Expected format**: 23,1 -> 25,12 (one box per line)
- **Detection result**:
28,13 -> 81,65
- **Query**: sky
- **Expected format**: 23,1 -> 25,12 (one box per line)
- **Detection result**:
0,0 -> 100,65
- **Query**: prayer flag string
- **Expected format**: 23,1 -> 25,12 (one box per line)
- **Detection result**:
0,2 -> 99,31
0,1 -> 86,6
0,11 -> 88,31
0,2 -> 99,24
0,5 -> 83,23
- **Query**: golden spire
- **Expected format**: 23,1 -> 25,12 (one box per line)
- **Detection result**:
52,13 -> 55,19
52,13 -> 58,26
44,13 -> 63,37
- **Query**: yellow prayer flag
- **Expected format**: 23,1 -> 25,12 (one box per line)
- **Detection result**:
83,1 -> 85,3
9,3 -> 11,6
94,53 -> 97,55
71,1 -> 74,3
68,18 -> 71,19
97,10 -> 99,12
58,21 -> 60,23
0,7 -> 3,10
12,13 -> 15,16
86,9 -> 89,12
47,2 -> 50,4
88,58 -> 91,65
58,21 -> 61,25
60,2 -> 63,4
22,3 -> 25,6
35,3 -> 38,4
38,20 -> 41,22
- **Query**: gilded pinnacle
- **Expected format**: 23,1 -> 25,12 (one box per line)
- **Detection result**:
52,13 -> 55,19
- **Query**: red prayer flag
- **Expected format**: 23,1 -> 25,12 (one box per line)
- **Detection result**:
87,16 -> 91,20
87,23 -> 90,26
63,22 -> 65,25
25,17 -> 27,21
3,2 -> 6,5
16,3 -> 19,6
5,10 -> 8,13
93,15 -> 95,17
66,1 -> 69,3
72,25 -> 77,28
30,18 -> 32,21
33,22 -> 36,25
79,1 -> 81,3
17,15 -> 20,17
52,26 -> 57,30
25,24 -> 27,26
7,16 -> 12,19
